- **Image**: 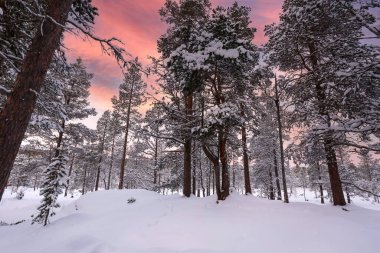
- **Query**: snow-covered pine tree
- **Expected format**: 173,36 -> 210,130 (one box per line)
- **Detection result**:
157,0 -> 211,197
112,58 -> 147,189
157,0 -> 258,200
265,0 -> 380,205
33,153 -> 68,226
0,0 -> 129,201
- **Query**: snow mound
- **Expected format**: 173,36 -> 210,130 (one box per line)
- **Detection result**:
1,189 -> 380,253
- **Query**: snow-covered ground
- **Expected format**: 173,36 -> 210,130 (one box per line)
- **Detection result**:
1,188 -> 379,253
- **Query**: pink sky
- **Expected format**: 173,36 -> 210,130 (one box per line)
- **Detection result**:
64,0 -> 283,128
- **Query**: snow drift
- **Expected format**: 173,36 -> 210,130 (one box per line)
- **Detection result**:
0,189 -> 379,253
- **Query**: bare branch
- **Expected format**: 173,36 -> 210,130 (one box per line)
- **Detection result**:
341,181 -> 380,198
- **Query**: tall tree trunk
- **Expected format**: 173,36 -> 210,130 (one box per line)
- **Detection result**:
345,187 -> 351,204
183,94 -> 193,197
316,162 -> 324,204
308,42 -> 346,206
55,120 -> 66,157
324,139 -> 346,205
202,144 -> 222,200
199,148 -> 205,197
240,103 -> 252,194
268,166 -> 275,200
82,165 -> 87,195
207,161 -> 212,196
95,118 -> 109,191
33,174 -> 38,191
273,148 -> 282,200
0,0 -> 74,201
274,76 -> 289,203
212,167 -> 215,195
118,84 -> 134,190
153,133 -> 158,184
107,129 -> 116,190
192,142 -> 196,195
218,128 -> 229,200
232,166 -> 236,188
64,151 -> 76,197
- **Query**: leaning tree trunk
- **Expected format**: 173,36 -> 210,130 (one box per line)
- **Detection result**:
0,0 -> 74,201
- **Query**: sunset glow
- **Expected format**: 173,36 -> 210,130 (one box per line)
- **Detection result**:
64,0 -> 283,128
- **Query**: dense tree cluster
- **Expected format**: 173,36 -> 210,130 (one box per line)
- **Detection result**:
1,0 -> 380,225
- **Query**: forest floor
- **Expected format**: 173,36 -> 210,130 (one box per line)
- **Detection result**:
0,188 -> 379,253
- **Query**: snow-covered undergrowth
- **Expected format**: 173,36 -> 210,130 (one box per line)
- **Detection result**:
1,189 -> 379,253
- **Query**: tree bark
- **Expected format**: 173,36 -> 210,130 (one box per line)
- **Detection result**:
207,161 -> 211,196
55,120 -> 66,157
202,144 -> 222,200
192,142 -> 196,195
0,0 -> 74,201
82,165 -> 87,195
324,139 -> 346,205
274,77 -> 289,203
268,167 -> 275,200
183,94 -> 193,197
345,187 -> 351,204
218,128 -> 229,200
316,162 -> 324,204
107,128 -> 116,190
273,148 -> 282,200
64,151 -> 75,197
199,157 -> 205,197
241,103 -> 252,194
153,131 -> 158,184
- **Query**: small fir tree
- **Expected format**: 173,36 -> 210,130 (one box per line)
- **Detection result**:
33,154 -> 68,226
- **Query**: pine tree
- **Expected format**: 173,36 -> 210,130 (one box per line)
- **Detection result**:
112,58 -> 146,189
0,0 -> 129,201
106,110 -> 122,190
0,1 -> 74,201
32,153 -> 68,226
157,0 -> 211,197
157,0 -> 258,199
265,0 -> 380,205
94,110 -> 111,191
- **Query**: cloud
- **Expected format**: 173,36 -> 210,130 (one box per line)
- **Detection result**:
64,0 -> 283,128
